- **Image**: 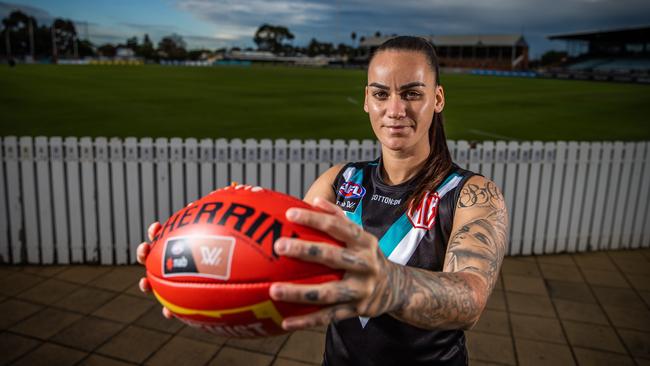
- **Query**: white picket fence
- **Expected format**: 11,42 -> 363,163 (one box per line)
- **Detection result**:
1,136 -> 649,265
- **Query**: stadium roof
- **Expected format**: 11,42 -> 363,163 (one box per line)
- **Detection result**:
360,34 -> 527,48
548,25 -> 650,42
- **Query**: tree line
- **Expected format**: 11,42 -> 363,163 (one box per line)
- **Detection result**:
1,10 -> 375,62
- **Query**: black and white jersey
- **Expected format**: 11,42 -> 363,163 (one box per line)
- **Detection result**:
324,159 -> 477,366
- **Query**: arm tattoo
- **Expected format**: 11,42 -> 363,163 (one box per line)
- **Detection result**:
449,180 -> 508,293
378,179 -> 507,330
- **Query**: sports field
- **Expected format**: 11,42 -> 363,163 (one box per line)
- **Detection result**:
1,64 -> 649,141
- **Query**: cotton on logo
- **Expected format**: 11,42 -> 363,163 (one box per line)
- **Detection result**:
407,192 -> 440,230
201,246 -> 223,266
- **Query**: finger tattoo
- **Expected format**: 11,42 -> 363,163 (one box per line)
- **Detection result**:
341,251 -> 368,269
305,290 -> 319,302
308,245 -> 322,257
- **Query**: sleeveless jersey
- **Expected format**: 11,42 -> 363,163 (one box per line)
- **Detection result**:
324,159 -> 477,366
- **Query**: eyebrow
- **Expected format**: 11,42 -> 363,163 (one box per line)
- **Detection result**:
368,81 -> 427,90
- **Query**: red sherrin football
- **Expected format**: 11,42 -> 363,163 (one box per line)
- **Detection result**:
146,185 -> 344,338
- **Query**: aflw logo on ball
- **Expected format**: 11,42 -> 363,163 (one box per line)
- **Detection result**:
163,236 -> 235,280
407,191 -> 440,230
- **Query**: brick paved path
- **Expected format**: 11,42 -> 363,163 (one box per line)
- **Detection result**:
1,249 -> 649,365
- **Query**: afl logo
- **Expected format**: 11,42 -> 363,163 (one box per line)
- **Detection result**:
407,191 -> 440,230
339,182 -> 366,199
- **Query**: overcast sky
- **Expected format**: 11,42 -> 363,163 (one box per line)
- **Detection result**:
2,0 -> 649,58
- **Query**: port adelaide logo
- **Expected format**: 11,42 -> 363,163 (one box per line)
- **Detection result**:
337,181 -> 366,212
162,235 -> 235,280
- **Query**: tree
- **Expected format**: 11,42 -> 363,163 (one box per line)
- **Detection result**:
307,38 -> 334,57
126,36 -> 138,51
97,44 -> 116,57
253,24 -> 294,54
52,18 -> 78,58
157,33 -> 187,60
1,10 -> 37,59
374,31 -> 382,38
137,34 -> 155,59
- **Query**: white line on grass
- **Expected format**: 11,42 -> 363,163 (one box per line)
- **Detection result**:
346,97 -> 359,105
467,129 -> 519,141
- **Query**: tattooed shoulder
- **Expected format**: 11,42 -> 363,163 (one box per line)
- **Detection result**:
444,176 -> 508,293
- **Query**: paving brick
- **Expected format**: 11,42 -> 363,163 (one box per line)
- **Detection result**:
12,342 -> 86,366
52,316 -> 125,351
552,299 -> 609,325
147,335 -> 219,366
134,305 -> 184,334
608,250 -> 647,261
573,347 -> 636,366
473,309 -> 510,335
53,286 -> 118,314
592,286 -> 647,311
637,357 -> 650,366
93,294 -> 154,323
0,332 -> 41,365
536,254 -> 575,266
501,257 -> 541,277
272,358 -> 316,366
0,298 -> 43,329
618,328 -> 650,359
573,252 -> 617,271
55,265 -> 111,284
89,267 -> 142,292
465,331 -> 516,365
545,280 -> 596,303
514,338 -> 574,366
582,268 -> 630,288
227,334 -> 289,355
278,330 -> 325,364
486,289 -> 506,311
539,262 -> 584,283
23,265 -> 68,277
609,258 -> 650,276
16,278 -> 80,305
124,279 -> 153,299
80,354 -> 136,366
640,291 -> 650,308
209,346 -> 273,366
0,271 -> 45,296
503,275 -> 548,296
562,320 -> 627,353
177,325 -> 228,345
625,274 -> 650,292
510,314 -> 565,343
10,307 -> 82,339
506,292 -> 556,317
603,305 -> 650,332
97,325 -> 170,363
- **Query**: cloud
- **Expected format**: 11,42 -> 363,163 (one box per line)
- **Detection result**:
0,1 -> 52,22
173,0 -> 650,56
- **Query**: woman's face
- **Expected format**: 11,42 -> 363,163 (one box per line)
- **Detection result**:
364,50 -> 444,154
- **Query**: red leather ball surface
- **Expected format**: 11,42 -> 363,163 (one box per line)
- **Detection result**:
146,185 -> 344,338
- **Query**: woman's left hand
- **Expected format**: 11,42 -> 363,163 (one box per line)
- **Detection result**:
269,197 -> 402,331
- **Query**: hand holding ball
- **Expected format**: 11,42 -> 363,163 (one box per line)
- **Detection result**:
143,185 -> 344,337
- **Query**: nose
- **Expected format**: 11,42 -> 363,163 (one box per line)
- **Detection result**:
386,94 -> 406,119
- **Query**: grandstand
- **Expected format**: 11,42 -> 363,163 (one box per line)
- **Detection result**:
360,34 -> 529,70
547,25 -> 650,82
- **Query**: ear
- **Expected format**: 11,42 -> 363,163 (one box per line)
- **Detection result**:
363,86 -> 369,113
434,85 -> 445,113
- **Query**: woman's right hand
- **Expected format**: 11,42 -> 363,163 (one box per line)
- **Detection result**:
137,222 -> 174,319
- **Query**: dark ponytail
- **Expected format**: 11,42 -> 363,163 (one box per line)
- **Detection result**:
369,36 -> 453,211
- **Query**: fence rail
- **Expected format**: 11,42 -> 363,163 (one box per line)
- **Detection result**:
1,136 -> 648,265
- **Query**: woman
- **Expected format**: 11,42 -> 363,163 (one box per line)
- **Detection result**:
138,36 -> 508,365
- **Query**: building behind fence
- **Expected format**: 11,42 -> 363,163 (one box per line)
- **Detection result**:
1,137 -> 649,265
